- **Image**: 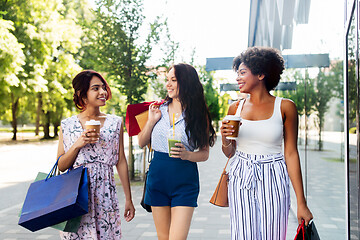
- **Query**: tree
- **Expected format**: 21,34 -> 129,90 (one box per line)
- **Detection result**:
313,68 -> 335,150
148,65 -> 168,100
0,19 -> 25,129
198,66 -> 220,130
1,0 -> 50,140
39,1 -> 83,139
82,0 -> 162,179
1,0 -> 85,140
275,69 -> 317,146
159,19 -> 179,66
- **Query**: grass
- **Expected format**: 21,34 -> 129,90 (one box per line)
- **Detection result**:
114,172 -> 145,186
323,157 -> 356,163
0,126 -> 55,133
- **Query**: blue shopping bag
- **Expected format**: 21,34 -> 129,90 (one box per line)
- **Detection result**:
18,172 -> 83,232
18,158 -> 89,232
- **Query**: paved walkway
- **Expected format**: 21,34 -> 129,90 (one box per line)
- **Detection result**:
0,133 -> 346,239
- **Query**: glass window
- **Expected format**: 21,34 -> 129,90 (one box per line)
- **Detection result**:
347,6 -> 359,239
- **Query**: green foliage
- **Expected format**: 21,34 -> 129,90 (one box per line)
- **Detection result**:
313,68 -> 335,150
0,0 -> 189,142
275,69 -> 317,116
0,0 -> 84,139
147,66 -> 168,100
159,19 -> 179,66
0,19 -> 25,88
346,18 -> 357,131
219,93 -> 231,118
198,66 -> 220,130
78,0 -> 163,179
275,63 -> 345,151
82,0 -> 162,105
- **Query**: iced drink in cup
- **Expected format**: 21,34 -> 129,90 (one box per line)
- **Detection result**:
168,129 -> 181,157
223,115 -> 242,140
85,119 -> 101,135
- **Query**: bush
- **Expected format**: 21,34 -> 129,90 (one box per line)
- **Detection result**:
349,127 -> 357,134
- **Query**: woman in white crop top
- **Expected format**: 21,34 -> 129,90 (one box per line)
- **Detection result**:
220,47 -> 313,240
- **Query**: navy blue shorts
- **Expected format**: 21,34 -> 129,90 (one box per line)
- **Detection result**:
144,151 -> 199,207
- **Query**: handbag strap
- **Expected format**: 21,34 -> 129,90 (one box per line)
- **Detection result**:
223,157 -> 231,172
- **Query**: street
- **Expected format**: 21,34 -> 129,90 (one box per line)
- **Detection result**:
0,134 -> 306,239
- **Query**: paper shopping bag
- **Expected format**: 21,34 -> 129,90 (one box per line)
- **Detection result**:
306,221 -> 320,240
135,110 -> 149,131
18,163 -> 88,232
125,101 -> 153,136
19,172 -> 83,232
294,220 -> 320,240
125,100 -> 164,136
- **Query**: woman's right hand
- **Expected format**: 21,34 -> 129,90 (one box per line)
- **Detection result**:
148,102 -> 162,124
74,129 -> 99,149
220,119 -> 235,141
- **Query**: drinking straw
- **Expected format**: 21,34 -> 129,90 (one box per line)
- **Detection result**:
173,113 -> 175,137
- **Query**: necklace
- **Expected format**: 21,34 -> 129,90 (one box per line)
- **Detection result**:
78,113 -> 106,122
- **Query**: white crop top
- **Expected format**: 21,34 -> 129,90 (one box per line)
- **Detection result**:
235,97 -> 283,155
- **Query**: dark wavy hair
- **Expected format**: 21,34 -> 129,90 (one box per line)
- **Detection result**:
72,70 -> 112,111
165,63 -> 216,149
232,46 -> 285,91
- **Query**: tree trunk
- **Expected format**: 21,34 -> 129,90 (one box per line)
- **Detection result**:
298,115 -> 303,145
43,112 -> 51,139
54,122 -> 60,137
318,115 -> 323,151
35,93 -> 42,136
128,136 -> 134,180
11,93 -> 19,141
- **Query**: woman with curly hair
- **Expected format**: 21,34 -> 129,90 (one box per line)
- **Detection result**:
138,63 -> 216,240
220,47 -> 313,239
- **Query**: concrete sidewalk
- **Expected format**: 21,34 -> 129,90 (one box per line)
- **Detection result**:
0,136 -> 300,239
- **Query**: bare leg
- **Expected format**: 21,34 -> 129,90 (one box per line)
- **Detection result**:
169,207 -> 195,240
152,206 -> 171,240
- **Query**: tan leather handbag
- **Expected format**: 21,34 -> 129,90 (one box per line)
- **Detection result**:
209,157 -> 230,207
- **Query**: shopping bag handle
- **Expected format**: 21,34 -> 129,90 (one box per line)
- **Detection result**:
45,155 -> 72,181
295,219 -> 305,240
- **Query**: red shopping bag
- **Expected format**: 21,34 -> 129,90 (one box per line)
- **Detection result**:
125,100 -> 164,136
294,220 -> 306,240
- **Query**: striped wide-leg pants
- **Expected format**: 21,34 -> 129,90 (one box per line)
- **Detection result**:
228,151 -> 291,240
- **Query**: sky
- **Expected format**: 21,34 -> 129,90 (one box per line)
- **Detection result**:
142,0 -> 250,66
142,0 -> 344,67
283,0 -> 344,60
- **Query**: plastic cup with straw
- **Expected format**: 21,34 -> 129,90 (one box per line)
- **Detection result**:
168,113 -> 181,157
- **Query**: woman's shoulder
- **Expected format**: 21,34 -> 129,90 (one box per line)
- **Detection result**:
106,114 -> 122,121
61,115 -> 77,125
279,97 -> 297,116
279,97 -> 296,108
227,98 -> 243,115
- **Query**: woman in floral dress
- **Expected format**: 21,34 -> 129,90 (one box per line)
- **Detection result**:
56,70 -> 135,239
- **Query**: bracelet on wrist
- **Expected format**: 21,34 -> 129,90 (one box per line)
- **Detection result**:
222,140 -> 232,148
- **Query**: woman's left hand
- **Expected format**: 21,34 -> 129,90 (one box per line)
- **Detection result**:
124,200 -> 135,222
297,203 -> 313,226
170,143 -> 190,160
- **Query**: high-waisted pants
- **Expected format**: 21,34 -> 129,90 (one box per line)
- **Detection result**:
228,151 -> 290,240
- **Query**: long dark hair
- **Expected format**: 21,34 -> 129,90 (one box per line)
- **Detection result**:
165,63 -> 216,149
72,70 -> 112,111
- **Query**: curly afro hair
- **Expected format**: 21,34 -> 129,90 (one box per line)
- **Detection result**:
233,46 -> 285,91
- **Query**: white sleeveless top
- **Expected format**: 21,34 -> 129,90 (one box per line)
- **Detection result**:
235,97 -> 283,155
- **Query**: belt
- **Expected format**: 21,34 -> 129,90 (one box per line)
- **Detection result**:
230,151 -> 284,190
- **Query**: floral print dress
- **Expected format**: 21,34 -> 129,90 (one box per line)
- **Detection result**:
60,114 -> 123,240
